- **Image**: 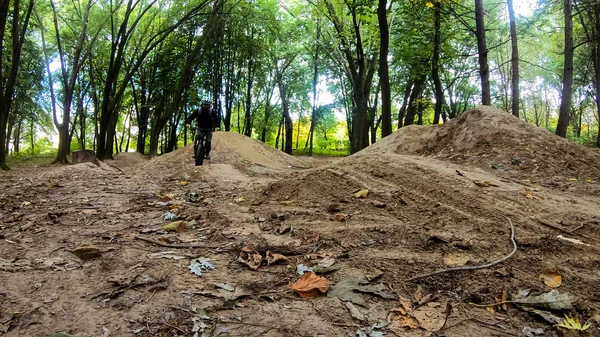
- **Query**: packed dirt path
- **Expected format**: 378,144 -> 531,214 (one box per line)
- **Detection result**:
2,108 -> 600,337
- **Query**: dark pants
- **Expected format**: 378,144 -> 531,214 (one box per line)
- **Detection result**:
196,128 -> 213,157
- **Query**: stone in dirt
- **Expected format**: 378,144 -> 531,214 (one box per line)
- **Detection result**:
72,245 -> 102,260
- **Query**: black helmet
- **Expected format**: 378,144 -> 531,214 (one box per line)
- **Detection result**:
201,100 -> 211,106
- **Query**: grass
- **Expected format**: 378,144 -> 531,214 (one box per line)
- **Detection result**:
293,148 -> 349,157
4,152 -> 58,168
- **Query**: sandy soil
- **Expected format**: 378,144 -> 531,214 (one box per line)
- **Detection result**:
1,107 -> 600,337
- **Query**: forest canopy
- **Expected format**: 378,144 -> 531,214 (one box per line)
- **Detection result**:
1,0 -> 599,168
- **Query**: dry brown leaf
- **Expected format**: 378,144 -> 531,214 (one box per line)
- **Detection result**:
265,251 -> 288,266
317,256 -> 336,268
335,213 -> 346,222
237,246 -> 263,270
443,253 -> 469,267
486,307 -> 495,313
354,189 -> 369,198
414,285 -> 424,303
521,187 -> 534,198
411,305 -> 446,332
494,290 -> 509,312
157,193 -> 174,201
290,272 -> 330,298
473,180 -> 499,187
398,297 -> 413,314
389,316 -> 420,331
539,270 -> 562,288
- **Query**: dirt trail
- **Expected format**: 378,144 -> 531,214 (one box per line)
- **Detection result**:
2,108 -> 600,337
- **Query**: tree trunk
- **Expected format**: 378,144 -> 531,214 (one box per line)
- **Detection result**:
0,0 -> 34,170
243,29 -> 255,137
309,20 -> 320,156
277,76 -> 293,155
404,77 -> 426,126
475,0 -> 491,105
508,0 -> 520,117
556,0 -> 573,138
398,80 -> 413,128
275,116 -> 282,150
378,0 -> 392,136
432,1 -> 444,125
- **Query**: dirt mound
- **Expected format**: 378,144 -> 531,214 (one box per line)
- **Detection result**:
107,151 -> 148,168
40,159 -> 121,180
142,131 -> 310,180
362,106 -> 600,185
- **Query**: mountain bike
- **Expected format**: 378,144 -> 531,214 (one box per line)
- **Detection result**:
194,129 -> 212,166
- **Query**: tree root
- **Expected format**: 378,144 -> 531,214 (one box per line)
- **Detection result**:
408,217 -> 517,281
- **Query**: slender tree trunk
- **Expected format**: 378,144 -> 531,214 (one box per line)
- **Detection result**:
432,1 -> 444,125
556,0 -> 573,138
277,76 -> 293,154
30,120 -> 34,154
309,20 -> 320,156
275,116 -> 282,150
508,0 -> 520,117
398,80 -> 413,128
405,77 -> 426,126
378,0 -> 392,136
475,0 -> 491,105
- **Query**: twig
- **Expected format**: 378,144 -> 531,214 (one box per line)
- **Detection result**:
408,217 -> 517,281
135,236 -> 218,248
538,219 -> 600,244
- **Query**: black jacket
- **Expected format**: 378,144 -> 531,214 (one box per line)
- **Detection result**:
186,107 -> 219,130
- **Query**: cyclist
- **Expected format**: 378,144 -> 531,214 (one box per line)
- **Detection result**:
185,100 -> 219,162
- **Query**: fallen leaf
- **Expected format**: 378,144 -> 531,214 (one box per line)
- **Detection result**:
539,270 -> 562,288
345,302 -> 365,321
558,315 -> 592,331
388,316 -> 420,332
163,221 -> 187,232
568,177 -> 578,181
237,246 -> 262,270
443,253 -> 469,267
290,272 -> 329,298
317,256 -> 336,268
586,178 -> 592,183
514,290 -> 577,310
327,278 -> 367,306
411,305 -> 446,331
354,189 -> 369,198
234,197 -> 245,203
180,181 -> 190,186
495,290 -> 508,312
265,251 -> 288,265
521,187 -> 542,200
473,180 -> 499,187
72,245 -> 102,260
157,193 -> 174,201
335,213 -> 347,222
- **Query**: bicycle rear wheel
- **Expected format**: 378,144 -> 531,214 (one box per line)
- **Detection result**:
195,139 -> 205,166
